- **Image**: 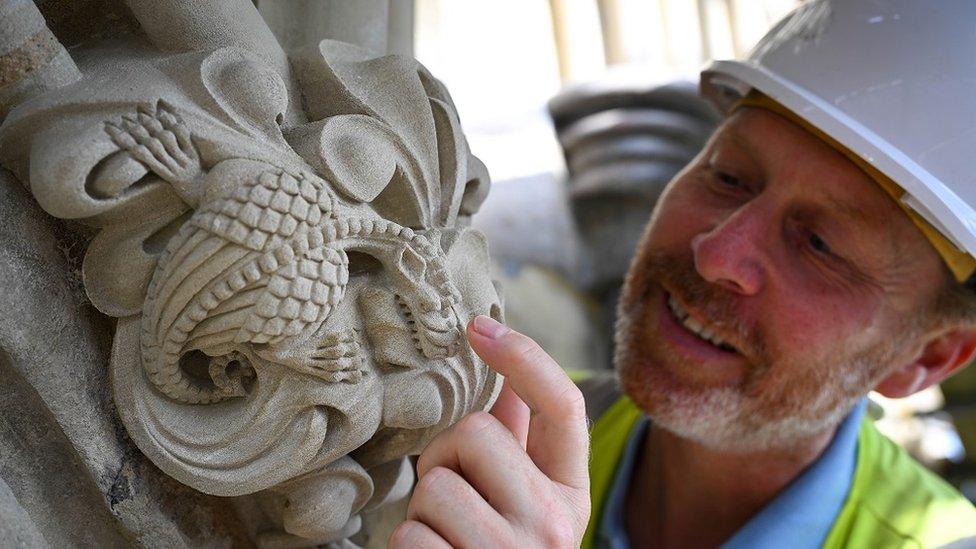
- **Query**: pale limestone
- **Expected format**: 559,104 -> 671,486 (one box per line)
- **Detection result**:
0,1 -> 501,545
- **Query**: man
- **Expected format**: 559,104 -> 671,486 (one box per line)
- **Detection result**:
390,1 -> 976,547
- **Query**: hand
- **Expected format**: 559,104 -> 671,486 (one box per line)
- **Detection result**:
389,315 -> 591,548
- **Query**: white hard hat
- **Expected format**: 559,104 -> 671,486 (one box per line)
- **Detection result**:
700,0 -> 976,274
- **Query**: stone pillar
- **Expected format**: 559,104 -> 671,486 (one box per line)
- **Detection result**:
258,0 -> 414,56
0,0 -> 80,118
0,2 -> 500,547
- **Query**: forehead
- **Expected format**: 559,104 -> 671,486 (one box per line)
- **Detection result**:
714,108 -> 900,232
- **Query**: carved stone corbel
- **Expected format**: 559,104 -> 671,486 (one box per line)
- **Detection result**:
0,8 -> 502,545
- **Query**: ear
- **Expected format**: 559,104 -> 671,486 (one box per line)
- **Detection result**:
874,327 -> 976,398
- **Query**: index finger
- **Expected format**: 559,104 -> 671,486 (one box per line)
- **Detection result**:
466,316 -> 589,490
490,376 -> 530,449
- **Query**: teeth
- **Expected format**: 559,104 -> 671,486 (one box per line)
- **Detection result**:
667,294 -> 735,352
668,296 -> 688,320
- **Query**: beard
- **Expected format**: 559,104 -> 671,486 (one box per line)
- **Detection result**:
614,248 -> 921,452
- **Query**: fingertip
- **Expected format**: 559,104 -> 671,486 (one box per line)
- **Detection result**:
470,315 -> 510,339
466,317 -> 504,364
467,317 -> 522,359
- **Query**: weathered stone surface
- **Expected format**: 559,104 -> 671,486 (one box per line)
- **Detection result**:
0,0 -> 81,117
0,476 -> 48,548
0,169 -> 248,547
259,0 -> 413,57
0,2 -> 501,546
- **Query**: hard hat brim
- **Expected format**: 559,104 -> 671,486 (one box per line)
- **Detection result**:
700,59 -> 976,259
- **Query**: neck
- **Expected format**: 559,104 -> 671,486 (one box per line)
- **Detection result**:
624,423 -> 838,549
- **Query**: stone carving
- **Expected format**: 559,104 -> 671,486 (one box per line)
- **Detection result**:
0,17 -> 502,547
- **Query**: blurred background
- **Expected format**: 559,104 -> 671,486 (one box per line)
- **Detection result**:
415,0 -> 799,374
411,0 -> 976,500
259,0 -> 976,500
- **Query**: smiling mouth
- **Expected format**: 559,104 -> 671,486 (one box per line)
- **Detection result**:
666,293 -> 740,354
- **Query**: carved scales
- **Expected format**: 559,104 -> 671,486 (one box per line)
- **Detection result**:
0,33 -> 503,546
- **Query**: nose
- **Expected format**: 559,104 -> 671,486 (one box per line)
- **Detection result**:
691,207 -> 767,295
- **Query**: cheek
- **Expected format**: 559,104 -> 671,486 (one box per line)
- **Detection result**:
766,290 -> 883,357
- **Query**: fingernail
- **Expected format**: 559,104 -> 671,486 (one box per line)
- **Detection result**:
472,315 -> 510,339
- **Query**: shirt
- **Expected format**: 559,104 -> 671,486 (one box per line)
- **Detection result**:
596,399 -> 867,549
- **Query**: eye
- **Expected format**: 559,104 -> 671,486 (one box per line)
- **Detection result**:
808,232 -> 831,254
716,172 -> 741,188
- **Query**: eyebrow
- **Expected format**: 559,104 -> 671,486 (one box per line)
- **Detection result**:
823,194 -> 887,232
721,125 -> 764,163
723,122 -> 889,231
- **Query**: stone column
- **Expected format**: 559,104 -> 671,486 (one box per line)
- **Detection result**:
258,0 -> 414,56
0,0 -> 80,118
0,2 -> 500,547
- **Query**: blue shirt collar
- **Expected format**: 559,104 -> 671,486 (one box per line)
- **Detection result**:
597,399 -> 866,549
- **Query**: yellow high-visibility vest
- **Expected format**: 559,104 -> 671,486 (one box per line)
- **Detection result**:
583,397 -> 976,548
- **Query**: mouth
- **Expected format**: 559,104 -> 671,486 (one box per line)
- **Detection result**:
664,292 -> 740,355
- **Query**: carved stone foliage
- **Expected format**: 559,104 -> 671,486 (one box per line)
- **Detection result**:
0,37 -> 502,546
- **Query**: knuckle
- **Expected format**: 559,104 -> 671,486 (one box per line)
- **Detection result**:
553,384 -> 587,421
520,488 -> 581,549
510,334 -> 549,365
455,410 -> 496,438
388,521 -> 425,548
415,465 -> 453,496
538,517 -> 576,549
574,492 -> 592,522
562,487 -> 592,532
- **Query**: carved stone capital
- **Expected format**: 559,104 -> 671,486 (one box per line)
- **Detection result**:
0,24 -> 501,546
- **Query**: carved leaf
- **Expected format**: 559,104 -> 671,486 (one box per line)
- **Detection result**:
290,39 -> 489,229
198,47 -> 289,143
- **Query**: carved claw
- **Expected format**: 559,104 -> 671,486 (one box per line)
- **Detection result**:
259,329 -> 366,383
310,330 -> 360,360
306,356 -> 365,383
105,102 -> 202,205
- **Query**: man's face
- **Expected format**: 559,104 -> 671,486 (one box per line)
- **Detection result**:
615,107 -> 947,451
